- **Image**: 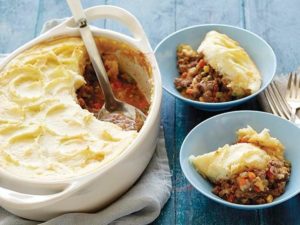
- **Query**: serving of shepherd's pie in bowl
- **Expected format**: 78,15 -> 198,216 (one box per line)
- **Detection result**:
155,24 -> 276,111
180,111 -> 300,209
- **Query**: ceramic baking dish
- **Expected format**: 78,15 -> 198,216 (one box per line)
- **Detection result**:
0,5 -> 162,221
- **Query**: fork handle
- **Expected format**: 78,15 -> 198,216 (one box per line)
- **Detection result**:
291,107 -> 297,123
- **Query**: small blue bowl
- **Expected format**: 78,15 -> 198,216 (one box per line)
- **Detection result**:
154,24 -> 277,111
180,111 -> 300,209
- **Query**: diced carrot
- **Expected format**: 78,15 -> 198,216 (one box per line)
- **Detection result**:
248,172 -> 256,180
186,88 -> 194,95
198,59 -> 206,68
237,177 -> 247,187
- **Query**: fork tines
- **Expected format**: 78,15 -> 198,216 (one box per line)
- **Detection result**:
285,72 -> 300,122
286,72 -> 300,99
264,81 -> 291,120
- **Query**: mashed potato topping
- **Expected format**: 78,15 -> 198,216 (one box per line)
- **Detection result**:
190,143 -> 271,182
197,31 -> 261,96
0,37 -> 137,179
237,126 -> 284,160
190,126 -> 283,182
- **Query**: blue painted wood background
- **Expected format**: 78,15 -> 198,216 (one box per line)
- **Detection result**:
1,0 -> 300,224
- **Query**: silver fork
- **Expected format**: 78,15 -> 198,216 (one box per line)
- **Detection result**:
286,72 -> 300,122
264,80 -> 300,126
264,81 -> 292,120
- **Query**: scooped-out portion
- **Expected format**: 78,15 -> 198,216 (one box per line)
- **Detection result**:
76,54 -> 149,131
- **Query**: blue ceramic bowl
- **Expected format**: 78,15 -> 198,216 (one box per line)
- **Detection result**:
180,111 -> 300,209
154,24 -> 277,111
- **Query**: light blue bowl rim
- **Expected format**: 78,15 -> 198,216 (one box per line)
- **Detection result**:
154,24 -> 277,107
179,110 -> 299,210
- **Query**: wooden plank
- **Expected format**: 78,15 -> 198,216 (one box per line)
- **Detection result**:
259,196 -> 300,225
174,0 -> 260,224
0,0 -> 39,53
34,0 -> 105,35
105,0 -> 176,48
176,0 -> 244,30
244,0 -> 300,224
245,0 -> 300,73
155,92 -> 176,225
105,1 -> 176,224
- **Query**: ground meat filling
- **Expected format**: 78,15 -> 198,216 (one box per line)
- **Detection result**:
174,44 -> 251,102
76,54 -> 149,131
212,159 -> 291,204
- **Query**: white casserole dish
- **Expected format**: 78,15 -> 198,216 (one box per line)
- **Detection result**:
0,5 -> 162,221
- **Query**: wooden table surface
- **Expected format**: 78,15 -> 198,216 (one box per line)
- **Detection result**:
1,0 -> 300,224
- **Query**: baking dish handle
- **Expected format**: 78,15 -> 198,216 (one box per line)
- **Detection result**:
0,178 -> 90,210
45,5 -> 152,52
86,5 -> 152,52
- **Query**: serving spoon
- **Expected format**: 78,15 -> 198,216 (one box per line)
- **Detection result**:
66,0 -> 146,130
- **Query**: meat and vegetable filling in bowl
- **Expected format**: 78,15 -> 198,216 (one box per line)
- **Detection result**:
174,44 -> 251,102
189,126 -> 291,205
174,31 -> 260,103
213,159 -> 290,204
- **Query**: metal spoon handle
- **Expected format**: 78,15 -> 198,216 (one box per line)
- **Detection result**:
66,0 -> 121,111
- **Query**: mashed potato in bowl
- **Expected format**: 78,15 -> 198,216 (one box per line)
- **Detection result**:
190,126 -> 291,205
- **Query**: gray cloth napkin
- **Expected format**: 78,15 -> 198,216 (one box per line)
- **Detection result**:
257,70 -> 300,119
0,20 -> 172,225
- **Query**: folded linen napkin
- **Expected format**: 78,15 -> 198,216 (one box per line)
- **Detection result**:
0,20 -> 172,225
257,70 -> 300,120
